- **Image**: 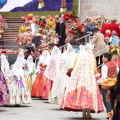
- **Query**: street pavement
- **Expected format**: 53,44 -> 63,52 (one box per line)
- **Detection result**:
0,98 -> 107,120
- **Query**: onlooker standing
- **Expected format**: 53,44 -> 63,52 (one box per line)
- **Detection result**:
30,20 -> 40,51
58,17 -> 66,52
54,17 -> 60,47
92,28 -> 106,66
55,17 -> 60,34
110,31 -> 119,46
85,19 -> 94,43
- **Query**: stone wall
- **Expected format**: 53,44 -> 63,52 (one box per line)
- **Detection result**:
79,0 -> 120,23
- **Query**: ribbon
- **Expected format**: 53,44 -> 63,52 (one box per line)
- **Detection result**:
16,80 -> 24,88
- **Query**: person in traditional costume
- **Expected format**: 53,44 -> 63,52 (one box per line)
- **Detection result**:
100,20 -> 109,37
26,55 -> 36,84
32,50 -> 50,98
6,49 -> 31,105
43,46 -> 61,100
1,54 -> 10,76
60,44 -> 104,119
24,55 -> 36,93
48,44 -> 77,104
97,52 -> 119,119
108,19 -> 119,37
44,46 -> 61,82
0,55 -> 9,106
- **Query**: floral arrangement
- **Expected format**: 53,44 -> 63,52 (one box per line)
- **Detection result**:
19,25 -> 28,33
16,12 -> 80,49
77,15 -> 112,33
109,45 -> 120,56
0,15 -> 6,34
21,14 -> 39,24
15,32 -> 32,45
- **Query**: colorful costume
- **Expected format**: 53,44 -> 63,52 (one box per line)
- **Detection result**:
61,44 -> 104,113
48,44 -> 77,104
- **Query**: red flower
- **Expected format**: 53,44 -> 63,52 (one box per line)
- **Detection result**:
2,16 -> 5,19
70,29 -> 76,34
40,21 -> 45,27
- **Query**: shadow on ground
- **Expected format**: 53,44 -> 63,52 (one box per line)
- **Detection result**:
64,117 -> 100,120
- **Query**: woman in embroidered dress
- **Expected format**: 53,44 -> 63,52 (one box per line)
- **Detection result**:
27,55 -> 36,84
24,55 -> 35,93
6,50 -> 31,105
0,54 -> 9,105
48,44 -> 77,104
32,50 -> 50,98
60,44 -> 104,119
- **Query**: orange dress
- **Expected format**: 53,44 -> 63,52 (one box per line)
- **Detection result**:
32,64 -> 53,99
32,64 -> 46,97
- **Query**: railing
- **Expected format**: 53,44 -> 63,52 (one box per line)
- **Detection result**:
58,33 -> 120,68
76,33 -> 91,44
59,34 -> 92,51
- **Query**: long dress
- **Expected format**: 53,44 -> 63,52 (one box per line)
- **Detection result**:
0,71 -> 9,105
6,65 -> 31,105
32,64 -> 47,97
32,50 -> 51,98
48,45 -> 77,104
6,50 -> 31,105
60,47 -> 104,113
44,46 -> 61,82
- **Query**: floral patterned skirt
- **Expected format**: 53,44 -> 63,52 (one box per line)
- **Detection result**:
0,74 -> 9,106
7,79 -> 31,105
42,76 -> 53,99
60,86 -> 104,113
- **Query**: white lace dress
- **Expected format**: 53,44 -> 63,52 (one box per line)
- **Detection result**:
48,50 -> 77,104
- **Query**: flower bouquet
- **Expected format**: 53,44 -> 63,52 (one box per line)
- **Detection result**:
109,45 -> 120,56
101,77 -> 117,90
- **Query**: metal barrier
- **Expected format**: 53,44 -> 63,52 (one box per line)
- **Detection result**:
76,33 -> 91,44
59,34 -> 92,52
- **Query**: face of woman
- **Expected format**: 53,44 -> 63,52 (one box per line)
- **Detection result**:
102,55 -> 108,63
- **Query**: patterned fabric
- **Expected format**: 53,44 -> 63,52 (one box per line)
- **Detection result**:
6,79 -> 31,105
0,71 -> 9,106
32,64 -> 47,97
44,46 -> 61,81
105,60 -> 118,78
61,48 -> 104,113
48,49 -> 77,104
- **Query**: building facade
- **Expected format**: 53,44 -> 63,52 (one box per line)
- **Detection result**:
79,0 -> 120,23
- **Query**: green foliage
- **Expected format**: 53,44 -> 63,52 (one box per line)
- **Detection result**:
0,0 -> 78,17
